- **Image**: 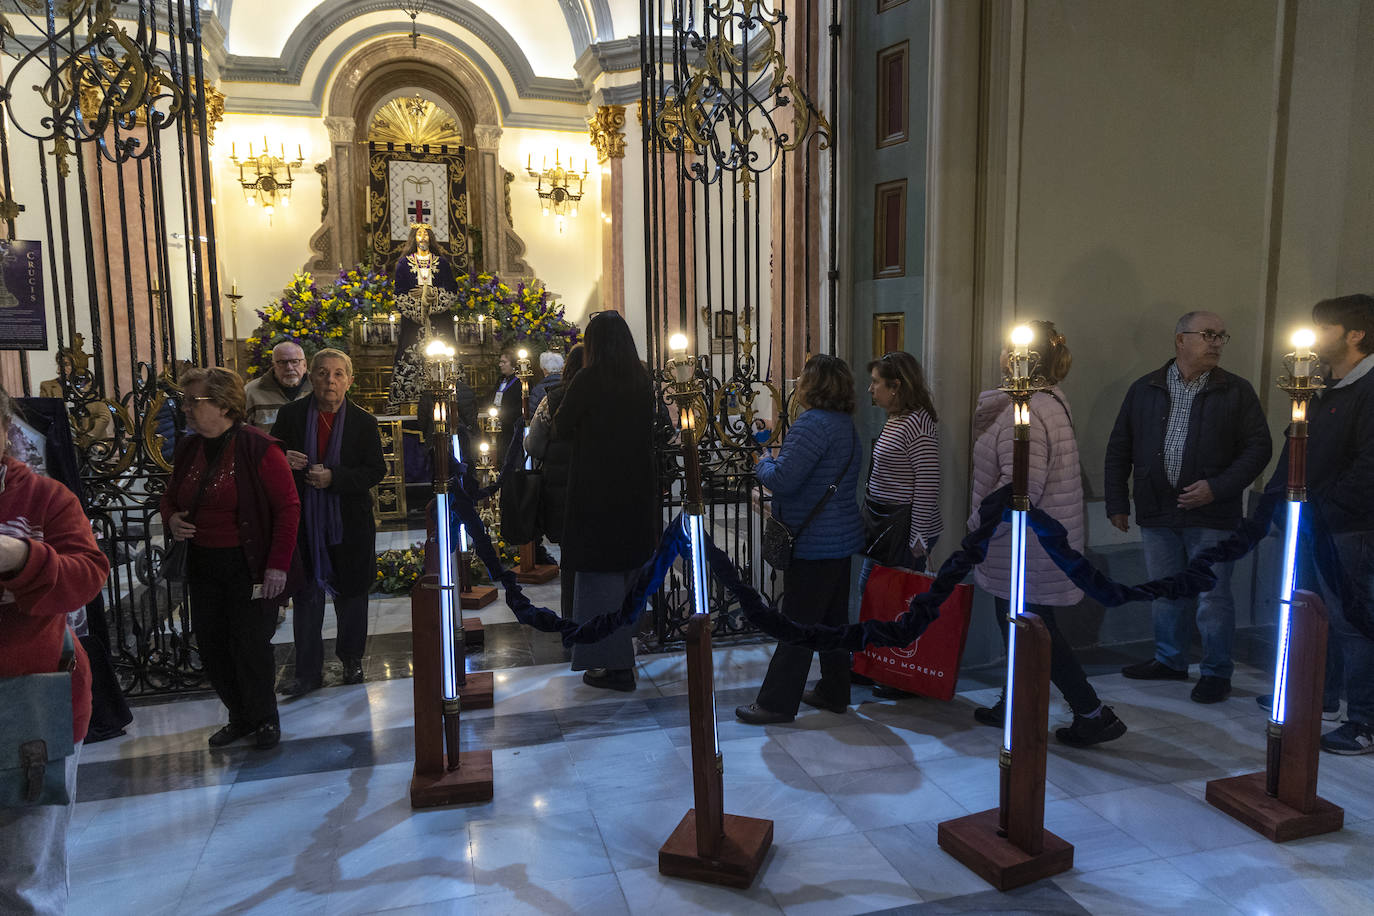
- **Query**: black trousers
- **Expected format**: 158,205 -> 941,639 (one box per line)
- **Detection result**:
992,597 -> 1101,717
757,556 -> 852,715
189,546 -> 279,728
293,582 -> 369,682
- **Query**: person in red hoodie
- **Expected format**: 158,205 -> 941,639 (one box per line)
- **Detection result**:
0,384 -> 111,914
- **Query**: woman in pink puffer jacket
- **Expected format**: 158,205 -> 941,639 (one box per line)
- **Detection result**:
967,321 -> 1127,748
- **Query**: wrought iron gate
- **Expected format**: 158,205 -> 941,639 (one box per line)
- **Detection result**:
640,0 -> 840,647
1,1 -> 223,694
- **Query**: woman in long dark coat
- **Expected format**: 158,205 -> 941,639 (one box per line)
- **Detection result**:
554,313 -> 658,691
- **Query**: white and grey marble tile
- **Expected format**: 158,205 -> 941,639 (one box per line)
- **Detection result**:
864,821 -> 997,903
467,809 -> 614,894
771,723 -> 908,778
1167,838 -> 1366,916
1078,782 -> 1264,857
1053,859 -> 1238,916
812,764 -> 966,831
759,831 -> 921,916
617,864 -> 783,915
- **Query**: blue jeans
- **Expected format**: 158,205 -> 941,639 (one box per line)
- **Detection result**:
1141,526 -> 1237,679
1311,530 -> 1374,725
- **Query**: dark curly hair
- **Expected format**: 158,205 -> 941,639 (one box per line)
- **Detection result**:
796,354 -> 856,414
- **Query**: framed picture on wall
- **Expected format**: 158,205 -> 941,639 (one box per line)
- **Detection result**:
873,312 -> 905,359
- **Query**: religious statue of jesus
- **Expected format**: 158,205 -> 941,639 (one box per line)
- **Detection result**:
389,222 -> 460,405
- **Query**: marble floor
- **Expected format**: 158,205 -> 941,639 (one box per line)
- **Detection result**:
71,604 -> 1374,916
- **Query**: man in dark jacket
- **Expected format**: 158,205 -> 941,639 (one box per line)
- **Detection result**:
1105,311 -> 1271,703
271,349 -> 386,695
1269,294 -> 1374,755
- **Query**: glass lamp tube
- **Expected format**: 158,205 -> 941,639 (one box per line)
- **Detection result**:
435,488 -> 457,701
1270,501 -> 1302,725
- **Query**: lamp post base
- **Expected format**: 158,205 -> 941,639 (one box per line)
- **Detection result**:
937,809 -> 1073,891
1205,772 -> 1343,842
455,670 -> 495,710
658,811 -> 773,889
460,617 -> 485,647
409,751 -> 494,808
460,585 -> 498,610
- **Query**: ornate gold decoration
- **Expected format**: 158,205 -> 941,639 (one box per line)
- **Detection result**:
369,94 -> 463,148
230,137 -> 304,215
587,105 -> 627,162
195,83 -> 224,142
0,197 -> 20,221
648,0 -> 832,198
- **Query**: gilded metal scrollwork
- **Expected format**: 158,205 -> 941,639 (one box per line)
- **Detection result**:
650,0 -> 833,197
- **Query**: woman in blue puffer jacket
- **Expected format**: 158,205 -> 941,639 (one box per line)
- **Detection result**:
737,354 -> 863,724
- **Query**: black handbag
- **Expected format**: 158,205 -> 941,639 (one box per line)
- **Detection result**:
762,435 -> 856,570
500,467 -> 543,545
0,629 -> 76,807
861,496 -> 914,568
160,432 -> 233,583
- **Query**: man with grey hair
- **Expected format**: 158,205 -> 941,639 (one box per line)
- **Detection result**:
245,340 -> 312,432
1105,311 -> 1271,703
529,350 -> 565,415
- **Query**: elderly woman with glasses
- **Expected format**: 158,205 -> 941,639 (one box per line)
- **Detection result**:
161,367 -> 301,750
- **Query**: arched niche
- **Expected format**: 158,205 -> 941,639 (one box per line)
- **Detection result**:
307,35 -> 529,278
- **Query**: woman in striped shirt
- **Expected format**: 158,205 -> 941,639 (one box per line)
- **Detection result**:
861,351 -> 942,594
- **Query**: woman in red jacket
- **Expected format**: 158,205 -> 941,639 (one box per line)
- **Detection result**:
161,368 -> 300,751
0,385 -> 110,914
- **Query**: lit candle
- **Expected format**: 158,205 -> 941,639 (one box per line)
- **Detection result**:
1292,328 -> 1315,379
297,143 -> 303,160
231,141 -> 236,158
669,332 -> 692,383
434,403 -> 442,423
1010,324 -> 1033,381
517,348 -> 528,361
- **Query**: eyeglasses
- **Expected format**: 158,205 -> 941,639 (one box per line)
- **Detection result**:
184,396 -> 214,405
1181,330 -> 1231,344
273,358 -> 305,367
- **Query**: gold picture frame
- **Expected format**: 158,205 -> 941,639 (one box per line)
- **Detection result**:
873,312 -> 905,360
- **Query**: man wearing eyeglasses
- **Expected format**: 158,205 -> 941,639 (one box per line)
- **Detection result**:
245,341 -> 313,432
1105,311 -> 1272,703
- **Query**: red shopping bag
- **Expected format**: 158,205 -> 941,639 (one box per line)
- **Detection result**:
852,565 -> 974,701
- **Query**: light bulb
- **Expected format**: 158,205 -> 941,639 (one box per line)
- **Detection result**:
488,406 -> 498,418
1292,328 -> 1316,350
281,196 -> 290,208
669,333 -> 688,352
479,441 -> 490,454
517,348 -> 528,360
1010,325 -> 1033,348
425,339 -> 446,357
570,205 -> 578,217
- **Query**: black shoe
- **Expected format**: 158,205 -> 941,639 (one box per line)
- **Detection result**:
802,689 -> 847,714
973,697 -> 1005,728
735,703 -> 794,725
582,668 -> 636,692
850,671 -> 877,687
341,659 -> 365,685
1121,659 -> 1188,680
208,723 -> 252,747
871,684 -> 917,700
279,677 -> 321,699
1191,675 -> 1232,704
254,723 -> 281,750
1056,706 -> 1127,748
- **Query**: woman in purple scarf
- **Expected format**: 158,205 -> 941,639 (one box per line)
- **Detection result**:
271,349 -> 387,696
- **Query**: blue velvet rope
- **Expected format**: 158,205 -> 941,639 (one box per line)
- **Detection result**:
450,469 -> 689,646
446,469 -> 1290,653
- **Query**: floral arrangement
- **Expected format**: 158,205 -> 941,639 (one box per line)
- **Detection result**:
470,531 -> 520,583
245,266 -> 396,377
453,272 -> 581,351
374,541 -> 426,594
333,265 -> 396,319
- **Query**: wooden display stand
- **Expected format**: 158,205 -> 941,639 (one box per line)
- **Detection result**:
409,573 -> 494,807
659,615 -> 773,888
515,542 -> 558,584
1206,590 -> 1344,842
938,613 -> 1074,890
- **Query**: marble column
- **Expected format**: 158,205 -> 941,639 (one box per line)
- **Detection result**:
472,124 -> 506,276
589,105 -> 627,315
322,116 -> 358,268
769,0 -> 823,389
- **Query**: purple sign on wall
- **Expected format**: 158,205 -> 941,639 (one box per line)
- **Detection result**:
0,240 -> 46,351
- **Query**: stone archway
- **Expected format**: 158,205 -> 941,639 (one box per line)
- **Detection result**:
307,35 -> 530,277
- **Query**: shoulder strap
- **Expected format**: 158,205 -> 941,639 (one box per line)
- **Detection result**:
792,428 -> 857,540
1043,389 -> 1075,433
59,626 -> 76,672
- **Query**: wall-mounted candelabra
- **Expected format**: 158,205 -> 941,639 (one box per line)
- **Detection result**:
230,136 -> 304,217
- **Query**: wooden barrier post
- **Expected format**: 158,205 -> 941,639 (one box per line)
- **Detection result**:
1206,590 -> 1343,841
938,612 -> 1073,889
